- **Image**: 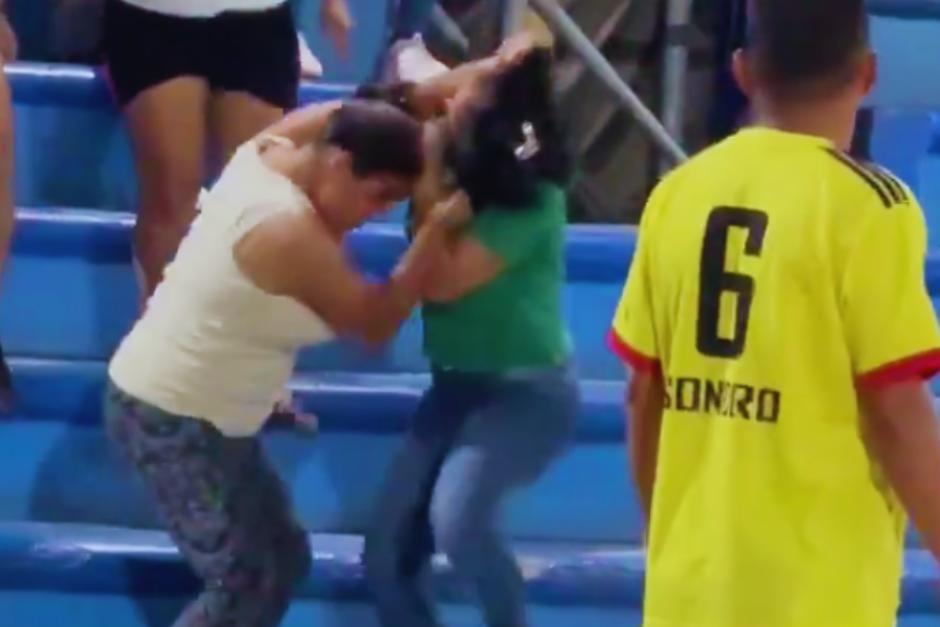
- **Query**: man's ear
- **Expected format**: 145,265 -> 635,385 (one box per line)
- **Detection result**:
731,48 -> 755,99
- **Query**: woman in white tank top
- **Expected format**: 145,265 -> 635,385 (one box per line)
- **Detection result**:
104,99 -> 468,627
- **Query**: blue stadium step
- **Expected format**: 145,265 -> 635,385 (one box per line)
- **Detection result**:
0,357 -> 638,543
869,3 -> 940,109
5,63 -> 358,212
0,523 -> 644,606
0,522 -> 935,627
9,206 -> 940,380
0,593 -> 638,627
7,357 -> 940,545
2,207 -> 630,379
6,63 -> 354,109
868,0 -> 940,19
9,207 -> 940,380
9,359 -> 625,441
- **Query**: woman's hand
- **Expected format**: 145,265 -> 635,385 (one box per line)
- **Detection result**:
497,31 -> 537,68
427,191 -> 473,230
407,83 -> 450,120
320,0 -> 352,57
273,389 -> 319,435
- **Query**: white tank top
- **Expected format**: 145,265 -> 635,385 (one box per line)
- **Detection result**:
109,136 -> 334,436
119,0 -> 286,18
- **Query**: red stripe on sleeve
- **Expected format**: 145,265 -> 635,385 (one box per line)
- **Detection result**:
856,348 -> 940,389
607,329 -> 660,373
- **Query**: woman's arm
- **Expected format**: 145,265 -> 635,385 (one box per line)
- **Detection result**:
627,367 -> 664,528
409,32 -> 539,110
398,54 -> 509,120
422,235 -> 504,303
410,122 -> 452,230
423,196 -> 558,303
260,101 -> 342,147
236,194 -> 469,346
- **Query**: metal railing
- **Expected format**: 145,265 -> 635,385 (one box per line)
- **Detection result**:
499,0 -> 689,165
663,0 -> 693,150
501,0 -> 528,35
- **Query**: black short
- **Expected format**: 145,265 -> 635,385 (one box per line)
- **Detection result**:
102,0 -> 299,109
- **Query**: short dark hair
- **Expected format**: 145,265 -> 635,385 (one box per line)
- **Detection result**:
323,99 -> 424,181
450,47 -> 573,212
353,82 -> 421,118
747,0 -> 869,97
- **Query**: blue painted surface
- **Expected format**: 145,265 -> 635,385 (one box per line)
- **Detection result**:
868,0 -> 940,19
0,523 -> 935,625
869,16 -> 940,108
1,421 -> 637,542
8,359 -> 625,440
0,592 -> 641,627
12,207 -> 940,381
6,356 -> 940,546
1,4 -> 940,625
1,208 -> 630,379
0,355 -> 638,541
6,64 -> 353,211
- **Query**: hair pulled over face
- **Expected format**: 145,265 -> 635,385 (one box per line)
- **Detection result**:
445,47 -> 573,213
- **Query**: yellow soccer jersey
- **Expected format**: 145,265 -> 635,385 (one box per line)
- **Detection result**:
609,127 -> 940,627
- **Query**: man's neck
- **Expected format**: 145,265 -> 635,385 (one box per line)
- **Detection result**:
750,94 -> 859,152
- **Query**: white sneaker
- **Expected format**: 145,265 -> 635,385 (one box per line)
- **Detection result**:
382,35 -> 449,83
298,31 -> 323,79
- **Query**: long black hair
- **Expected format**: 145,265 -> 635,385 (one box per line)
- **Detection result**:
449,47 -> 573,212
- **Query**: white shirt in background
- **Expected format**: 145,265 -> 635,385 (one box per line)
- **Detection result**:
119,0 -> 287,18
109,137 -> 334,436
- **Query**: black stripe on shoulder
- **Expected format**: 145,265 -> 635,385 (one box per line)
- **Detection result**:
862,163 -> 902,204
824,148 -> 892,208
864,162 -> 910,205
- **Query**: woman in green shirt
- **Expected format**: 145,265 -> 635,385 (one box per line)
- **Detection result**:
362,46 -> 578,627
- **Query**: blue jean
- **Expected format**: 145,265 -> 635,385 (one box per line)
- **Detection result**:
364,366 -> 579,627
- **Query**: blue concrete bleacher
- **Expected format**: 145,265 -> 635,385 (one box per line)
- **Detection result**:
7,63 -> 354,212
2,203 -> 940,624
868,0 -> 940,19
0,203 -> 648,623
1,207 -> 631,377
2,0 -> 940,624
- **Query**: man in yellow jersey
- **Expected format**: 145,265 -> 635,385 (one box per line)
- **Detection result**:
608,1 -> 940,626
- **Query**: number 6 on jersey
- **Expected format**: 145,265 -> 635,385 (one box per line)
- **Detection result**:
696,207 -> 769,359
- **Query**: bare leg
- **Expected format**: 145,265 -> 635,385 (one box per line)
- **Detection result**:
124,77 -> 209,303
209,90 -> 285,167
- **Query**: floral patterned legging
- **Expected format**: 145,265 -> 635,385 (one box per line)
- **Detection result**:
104,380 -> 310,627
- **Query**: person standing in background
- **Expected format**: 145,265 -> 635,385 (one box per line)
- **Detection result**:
611,1 -> 940,626
101,0 -> 352,304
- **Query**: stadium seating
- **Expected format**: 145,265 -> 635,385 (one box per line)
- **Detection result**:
1,1 -> 940,624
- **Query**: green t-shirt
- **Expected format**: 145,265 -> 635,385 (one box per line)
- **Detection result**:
422,184 -> 571,372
